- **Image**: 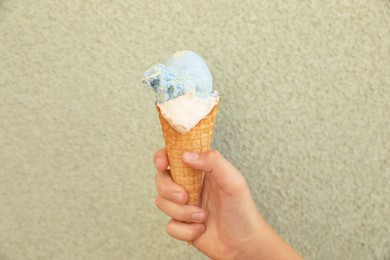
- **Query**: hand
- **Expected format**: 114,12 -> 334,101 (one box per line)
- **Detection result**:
154,148 -> 303,260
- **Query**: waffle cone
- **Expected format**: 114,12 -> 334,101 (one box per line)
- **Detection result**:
157,101 -> 220,206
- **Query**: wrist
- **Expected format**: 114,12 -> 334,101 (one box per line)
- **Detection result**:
232,214 -> 268,259
234,215 -> 303,260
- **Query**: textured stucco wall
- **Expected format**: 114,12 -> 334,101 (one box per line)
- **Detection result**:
1,1 -> 389,259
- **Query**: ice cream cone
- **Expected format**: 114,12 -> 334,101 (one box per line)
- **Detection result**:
157,101 -> 220,206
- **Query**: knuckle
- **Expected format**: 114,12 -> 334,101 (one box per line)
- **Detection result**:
210,149 -> 221,159
155,196 -> 162,208
155,174 -> 171,198
153,152 -> 160,165
165,221 -> 174,235
153,147 -> 166,164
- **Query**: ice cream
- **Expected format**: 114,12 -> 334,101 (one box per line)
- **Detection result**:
142,50 -> 221,206
142,50 -> 220,133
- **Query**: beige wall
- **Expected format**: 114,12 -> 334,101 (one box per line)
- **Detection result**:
1,1 -> 389,259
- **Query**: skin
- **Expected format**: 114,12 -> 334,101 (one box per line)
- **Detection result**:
154,148 -> 303,260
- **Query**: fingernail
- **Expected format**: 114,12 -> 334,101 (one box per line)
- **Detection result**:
183,152 -> 199,161
192,212 -> 205,221
172,192 -> 183,202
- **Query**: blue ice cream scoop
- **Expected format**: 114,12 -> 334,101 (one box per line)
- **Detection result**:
142,51 -> 213,103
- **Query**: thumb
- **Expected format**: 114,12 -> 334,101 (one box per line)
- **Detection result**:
182,150 -> 246,195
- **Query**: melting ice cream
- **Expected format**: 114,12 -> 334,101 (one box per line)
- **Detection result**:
142,50 -> 220,133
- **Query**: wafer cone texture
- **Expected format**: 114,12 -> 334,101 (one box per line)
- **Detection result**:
157,101 -> 220,205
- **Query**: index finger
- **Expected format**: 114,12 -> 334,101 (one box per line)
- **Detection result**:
154,148 -> 169,172
155,170 -> 188,205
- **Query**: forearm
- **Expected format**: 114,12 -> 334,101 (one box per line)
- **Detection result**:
257,224 -> 303,260
236,217 -> 303,260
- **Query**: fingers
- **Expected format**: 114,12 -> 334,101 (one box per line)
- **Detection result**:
154,148 -> 188,203
154,156 -> 206,222
166,219 -> 205,242
153,148 -> 206,242
182,150 -> 247,195
154,148 -> 206,222
153,148 -> 169,172
155,196 -> 206,223
155,169 -> 188,204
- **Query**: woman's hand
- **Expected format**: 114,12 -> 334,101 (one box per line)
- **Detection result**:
154,148 -> 303,260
